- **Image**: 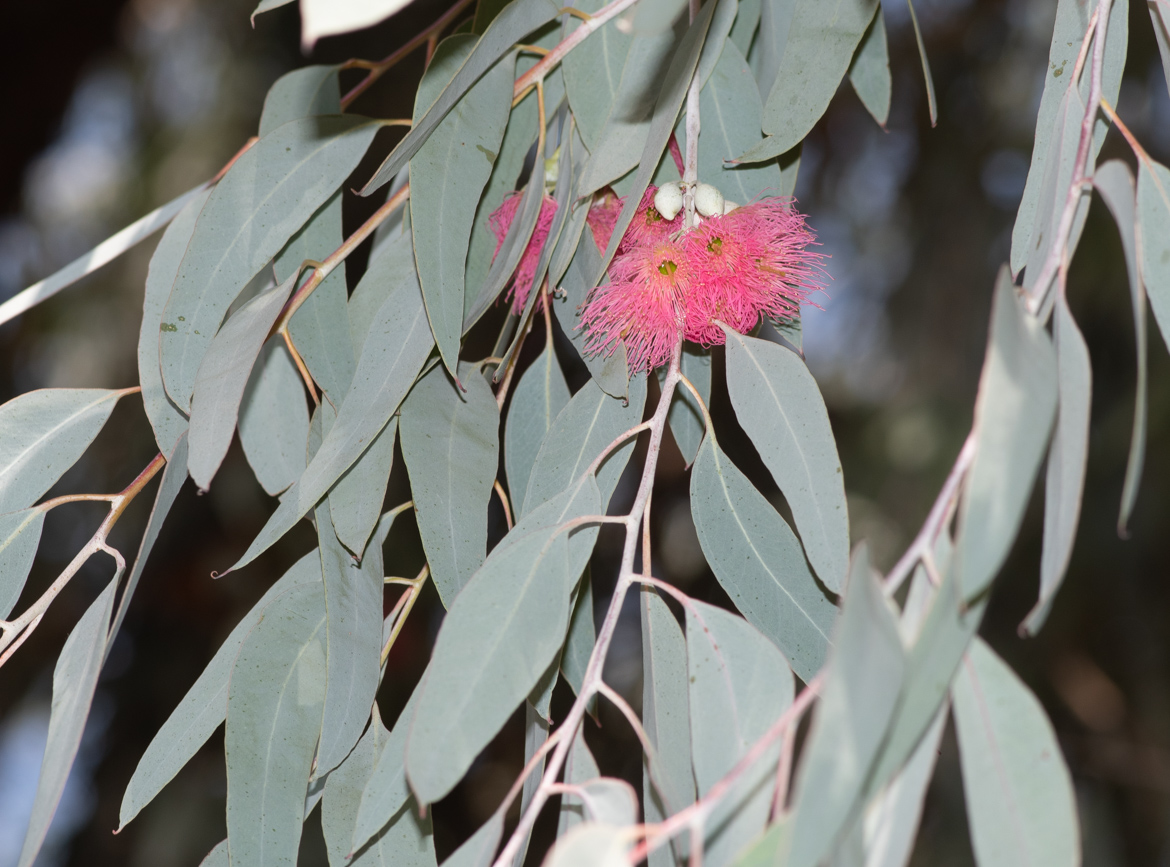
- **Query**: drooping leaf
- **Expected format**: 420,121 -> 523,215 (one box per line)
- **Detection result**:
1151,2 -> 1170,97
546,824 -> 631,867
1026,291 -> 1090,635
227,263 -> 433,574
729,0 -> 761,56
315,511 -> 385,777
687,601 -> 794,867
349,224 -> 414,357
1010,0 -> 1127,275
323,706 -> 436,867
723,329 -> 850,591
641,589 -> 696,867
187,267 -> 300,491
739,0 -> 878,164
238,339 -> 310,497
562,0 -> 635,150
1094,159 -> 1146,536
400,361 -> 500,605
752,0 -> 795,101
411,37 -> 515,374
787,547 -> 905,867
955,269 -> 1057,600
259,65 -> 342,136
523,376 -> 646,515
198,839 -> 229,867
16,580 -> 116,867
225,581 -> 328,867
904,0 -> 937,126
0,508 -> 45,621
1136,158 -> 1170,349
0,388 -> 124,513
506,341 -> 571,516
733,820 -> 791,867
359,0 -> 563,196
690,433 -> 837,682
328,418 -> 398,558
160,115 -> 380,410
117,551 -> 322,830
558,729 -> 601,836
138,189 -> 209,453
561,568 -> 596,699
848,5 -> 891,127
509,705 -> 552,867
443,812 -> 505,867
405,481 -> 601,804
662,346 -> 709,465
952,639 -> 1079,867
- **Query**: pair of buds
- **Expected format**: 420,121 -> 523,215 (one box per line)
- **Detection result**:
653,181 -> 738,222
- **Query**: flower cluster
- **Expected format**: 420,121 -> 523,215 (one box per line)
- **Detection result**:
489,191 -> 559,313
488,182 -> 825,372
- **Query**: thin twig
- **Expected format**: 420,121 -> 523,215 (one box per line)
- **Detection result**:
494,480 -> 514,530
380,564 -> 429,666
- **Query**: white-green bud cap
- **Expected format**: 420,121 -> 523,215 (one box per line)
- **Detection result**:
654,182 -> 684,221
722,199 -> 739,215
694,183 -> 724,217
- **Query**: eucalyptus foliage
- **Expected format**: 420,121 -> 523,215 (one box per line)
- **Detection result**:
0,0 -> 1161,865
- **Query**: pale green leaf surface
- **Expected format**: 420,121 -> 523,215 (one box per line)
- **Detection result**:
546,824 -> 630,867
688,601 -> 793,867
952,639 -> 1078,867
753,0 -> 796,101
239,339 -> 310,497
1136,159 -> 1170,350
665,346 -> 710,465
400,361 -> 500,605
557,730 -> 602,836
509,705 -> 551,867
723,330 -> 849,591
0,508 -> 45,621
444,813 -> 505,867
187,268 -> 299,491
199,839 -> 229,867
641,589 -> 696,867
228,265 -> 433,574
0,388 -> 123,514
405,482 -> 600,804
523,376 -> 645,515
16,580 -> 116,867
905,0 -> 937,126
561,569 -> 595,698
328,419 -> 397,557
252,0 -> 293,20
690,433 -> 837,682
350,225 -> 415,357
138,189 -> 208,453
955,270 -> 1057,600
848,5 -> 890,127
259,65 -> 341,136
359,0 -> 562,196
411,37 -> 514,373
1095,159 -> 1146,536
562,0 -> 634,149
788,547 -> 904,867
741,0 -> 878,164
1010,0 -> 1127,274
728,0 -> 761,55
1151,3 -> 1170,97
506,342 -> 571,516
117,551 -> 321,830
733,820 -> 791,867
160,115 -> 380,410
225,581 -> 328,867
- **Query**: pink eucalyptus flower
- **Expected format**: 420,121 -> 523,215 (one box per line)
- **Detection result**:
489,191 -> 559,313
580,238 -> 691,372
622,185 -> 683,250
586,189 -> 623,253
681,199 -> 825,346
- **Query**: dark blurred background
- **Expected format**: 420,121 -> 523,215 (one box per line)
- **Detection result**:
2,0 -> 1169,864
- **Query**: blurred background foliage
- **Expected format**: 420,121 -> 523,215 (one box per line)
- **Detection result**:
2,0 -> 1169,864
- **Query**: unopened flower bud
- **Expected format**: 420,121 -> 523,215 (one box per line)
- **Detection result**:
654,182 -> 684,221
722,200 -> 739,215
694,183 -> 724,217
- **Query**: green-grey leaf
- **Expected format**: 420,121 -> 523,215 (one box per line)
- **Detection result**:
561,569 -> 595,699
329,419 -> 397,558
259,65 -> 341,136
666,345 -> 710,465
0,508 -> 45,621
400,361 -> 500,605
524,376 -> 646,515
690,433 -> 837,682
187,267 -> 300,491
698,42 -> 782,208
1137,158 -> 1170,348
199,839 -> 229,867
160,115 -> 380,410
787,546 -> 904,867
753,0 -> 795,100
1026,291 -> 1090,635
444,813 -> 505,867
563,0 -> 635,149
509,705 -> 552,867
359,0 -> 562,196
411,37 -> 514,375
1010,0 -> 1127,275
350,224 -> 414,357
225,581 -> 328,867
227,263 -> 433,574
723,330 -> 849,591
1151,2 -> 1170,97
729,0 -> 761,56
16,579 -> 116,867
506,341 -> 571,516
952,639 -> 1078,867
740,0 -> 878,164
239,339 -> 310,497
405,481 -> 600,804
324,705 -> 436,867
955,269 -> 1057,600
558,729 -> 601,836
848,4 -> 890,127
1095,159 -> 1145,536
641,589 -> 696,867
733,820 -> 791,867
547,824 -> 631,867
905,0 -> 937,126
687,600 -> 793,867
0,388 -> 124,514
315,513 -> 385,777
139,189 -> 207,453
117,551 -> 321,830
